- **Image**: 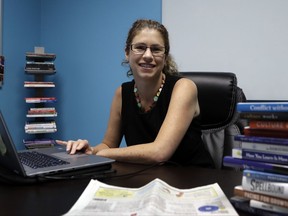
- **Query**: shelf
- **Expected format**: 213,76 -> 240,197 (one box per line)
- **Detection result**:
26,52 -> 56,62
24,50 -> 58,148
25,69 -> 56,75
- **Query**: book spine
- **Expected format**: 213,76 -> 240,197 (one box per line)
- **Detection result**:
223,156 -> 288,176
250,199 -> 288,214
26,114 -> 57,117
25,124 -> 56,129
237,102 -> 288,112
235,135 -> 288,145
29,107 -> 56,111
242,176 -> 288,199
23,139 -> 56,144
243,127 -> 288,139
234,185 -> 288,208
25,129 -> 57,134
243,169 -> 288,183
240,112 -> 288,121
230,196 -> 287,216
233,148 -> 288,165
241,142 -> 288,155
249,120 -> 288,131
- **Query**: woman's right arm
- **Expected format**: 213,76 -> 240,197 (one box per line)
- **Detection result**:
56,86 -> 123,155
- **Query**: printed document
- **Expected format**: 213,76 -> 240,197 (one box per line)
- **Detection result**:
64,178 -> 238,216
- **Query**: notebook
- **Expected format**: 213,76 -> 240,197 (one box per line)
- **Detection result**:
0,111 -> 115,178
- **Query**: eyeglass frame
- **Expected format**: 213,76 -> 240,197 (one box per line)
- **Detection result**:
130,43 -> 166,56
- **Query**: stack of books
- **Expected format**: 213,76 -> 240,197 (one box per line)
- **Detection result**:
26,107 -> 57,117
25,97 -> 57,103
24,120 -> 57,134
223,102 -> 288,215
24,81 -> 55,88
25,52 -> 56,74
23,138 -> 56,149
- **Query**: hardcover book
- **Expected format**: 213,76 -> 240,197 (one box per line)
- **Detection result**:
242,175 -> 288,199
237,102 -> 288,112
235,135 -> 288,145
223,156 -> 288,175
243,169 -> 288,183
240,112 -> 288,121
230,196 -> 286,216
249,120 -> 288,131
250,199 -> 288,214
243,127 -> 288,139
234,185 -> 288,208
232,148 -> 288,165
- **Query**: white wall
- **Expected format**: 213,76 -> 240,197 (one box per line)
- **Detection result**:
162,0 -> 288,100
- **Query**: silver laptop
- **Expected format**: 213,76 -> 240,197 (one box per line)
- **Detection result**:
0,111 -> 115,178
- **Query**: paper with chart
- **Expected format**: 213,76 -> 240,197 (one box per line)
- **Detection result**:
64,178 -> 238,216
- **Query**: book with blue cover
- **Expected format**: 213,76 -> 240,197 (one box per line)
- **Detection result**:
234,135 -> 288,145
232,148 -> 288,165
223,156 -> 288,175
243,169 -> 288,183
237,102 -> 288,113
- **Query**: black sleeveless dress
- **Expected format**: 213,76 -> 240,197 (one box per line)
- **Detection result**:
121,74 -> 214,167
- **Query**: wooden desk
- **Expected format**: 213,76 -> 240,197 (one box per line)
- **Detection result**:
0,162 -> 250,216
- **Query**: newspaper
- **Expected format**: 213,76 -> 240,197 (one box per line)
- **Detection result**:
64,178 -> 239,216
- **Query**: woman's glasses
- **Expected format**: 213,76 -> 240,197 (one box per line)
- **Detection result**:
130,43 -> 166,56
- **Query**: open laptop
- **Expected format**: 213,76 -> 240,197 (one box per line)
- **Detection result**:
0,111 -> 115,179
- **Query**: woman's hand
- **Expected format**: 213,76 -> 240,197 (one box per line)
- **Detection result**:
56,139 -> 94,155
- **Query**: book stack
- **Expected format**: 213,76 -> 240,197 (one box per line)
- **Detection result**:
25,52 -> 56,74
223,102 -> 288,215
25,97 -> 57,103
23,50 -> 58,150
23,138 -> 56,149
24,81 -> 55,88
26,107 -> 57,117
24,120 -> 57,134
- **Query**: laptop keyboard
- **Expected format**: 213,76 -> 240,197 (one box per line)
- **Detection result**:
18,151 -> 70,169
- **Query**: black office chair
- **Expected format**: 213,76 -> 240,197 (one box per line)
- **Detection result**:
180,72 -> 247,169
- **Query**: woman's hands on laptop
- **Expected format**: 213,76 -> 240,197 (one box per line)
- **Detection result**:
56,139 -> 93,155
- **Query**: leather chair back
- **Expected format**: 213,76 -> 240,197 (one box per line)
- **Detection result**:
180,72 -> 246,169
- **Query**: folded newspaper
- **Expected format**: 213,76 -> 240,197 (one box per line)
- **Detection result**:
64,178 -> 239,216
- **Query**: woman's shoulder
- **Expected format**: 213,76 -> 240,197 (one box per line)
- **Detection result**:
121,79 -> 134,87
167,74 -> 197,89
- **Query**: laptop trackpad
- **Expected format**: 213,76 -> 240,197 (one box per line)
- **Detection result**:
53,152 -> 87,159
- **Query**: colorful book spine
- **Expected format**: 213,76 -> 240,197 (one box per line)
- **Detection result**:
232,148 -> 288,165
242,176 -> 288,199
234,135 -> 288,145
250,199 -> 288,214
240,112 -> 288,121
249,120 -> 288,131
237,102 -> 288,112
223,156 -> 288,175
25,97 -> 57,103
243,169 -> 288,183
230,196 -> 287,216
234,185 -> 288,208
243,127 -> 288,139
241,142 -> 288,155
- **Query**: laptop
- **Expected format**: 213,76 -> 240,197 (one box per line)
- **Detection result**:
0,111 -> 115,179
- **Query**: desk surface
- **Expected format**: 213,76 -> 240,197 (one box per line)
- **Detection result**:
0,162 -> 251,216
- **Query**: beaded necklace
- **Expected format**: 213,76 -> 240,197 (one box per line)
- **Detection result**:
134,74 -> 165,113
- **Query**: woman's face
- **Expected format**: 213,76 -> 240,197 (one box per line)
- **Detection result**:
126,28 -> 166,80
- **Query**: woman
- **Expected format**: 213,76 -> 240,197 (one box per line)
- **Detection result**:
57,19 -> 214,167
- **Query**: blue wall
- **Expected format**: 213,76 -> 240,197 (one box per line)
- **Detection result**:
0,0 -> 162,149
